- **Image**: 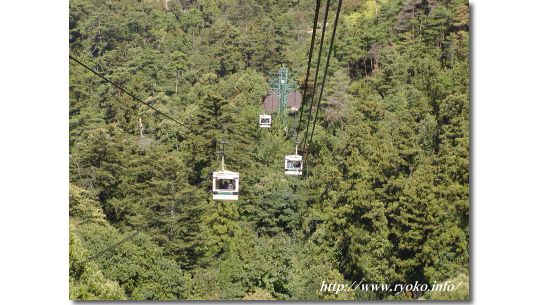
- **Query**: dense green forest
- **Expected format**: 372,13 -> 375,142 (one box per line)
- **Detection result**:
69,0 -> 469,300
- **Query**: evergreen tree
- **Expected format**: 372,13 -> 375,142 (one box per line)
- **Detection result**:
69,0 -> 470,300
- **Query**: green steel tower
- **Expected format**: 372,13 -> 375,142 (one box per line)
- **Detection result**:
270,67 -> 297,117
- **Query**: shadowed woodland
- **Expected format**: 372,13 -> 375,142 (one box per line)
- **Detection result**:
69,0 -> 469,300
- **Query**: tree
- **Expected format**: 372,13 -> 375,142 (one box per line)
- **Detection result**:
69,229 -> 126,300
69,0 -> 470,300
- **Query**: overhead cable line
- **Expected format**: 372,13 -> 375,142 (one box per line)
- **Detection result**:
301,0 -> 331,153
295,0 -> 322,143
79,228 -> 142,264
304,0 -> 343,168
69,55 -> 191,132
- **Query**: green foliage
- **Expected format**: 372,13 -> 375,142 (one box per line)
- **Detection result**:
70,0 -> 469,300
421,273 -> 470,300
69,184 -> 107,225
69,228 -> 126,300
73,222 -> 188,299
249,173 -> 305,236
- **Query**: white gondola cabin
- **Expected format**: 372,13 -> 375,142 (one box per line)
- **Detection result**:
212,170 -> 239,200
259,114 -> 272,128
285,145 -> 303,176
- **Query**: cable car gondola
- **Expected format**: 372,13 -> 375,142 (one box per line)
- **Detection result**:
212,170 -> 239,201
212,140 -> 239,201
259,114 -> 272,128
285,144 -> 303,176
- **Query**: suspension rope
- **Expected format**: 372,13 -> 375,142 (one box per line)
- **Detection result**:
69,55 -> 191,132
79,228 -> 142,264
304,0 -> 343,168
301,0 -> 331,153
295,0 -> 322,143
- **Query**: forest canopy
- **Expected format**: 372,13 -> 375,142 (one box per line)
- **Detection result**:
69,0 -> 469,300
